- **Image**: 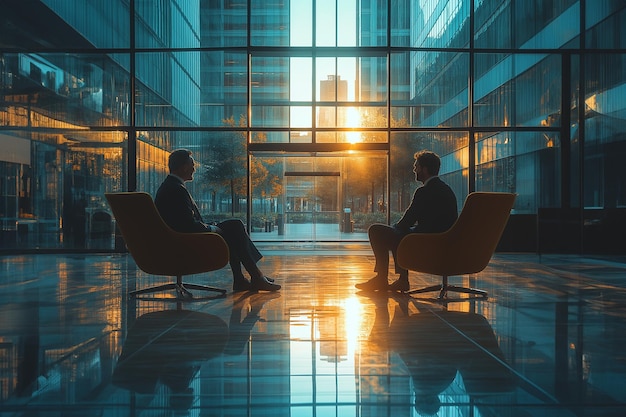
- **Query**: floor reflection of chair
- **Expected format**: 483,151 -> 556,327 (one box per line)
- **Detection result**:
105,192 -> 229,299
112,309 -> 228,411
224,291 -> 281,355
388,304 -> 516,415
397,192 -> 516,299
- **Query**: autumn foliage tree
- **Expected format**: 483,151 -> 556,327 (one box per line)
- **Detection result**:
203,115 -> 282,216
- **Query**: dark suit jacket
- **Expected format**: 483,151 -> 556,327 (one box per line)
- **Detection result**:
395,176 -> 458,233
154,175 -> 209,233
154,175 -> 262,267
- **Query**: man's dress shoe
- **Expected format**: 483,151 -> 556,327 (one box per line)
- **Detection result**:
250,276 -> 281,292
355,277 -> 388,291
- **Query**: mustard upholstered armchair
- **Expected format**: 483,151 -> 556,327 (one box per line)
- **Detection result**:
105,192 -> 229,299
396,192 -> 516,299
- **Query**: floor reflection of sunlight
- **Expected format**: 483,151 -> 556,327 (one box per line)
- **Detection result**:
290,312 -> 314,405
343,296 -> 363,356
288,300 -> 363,414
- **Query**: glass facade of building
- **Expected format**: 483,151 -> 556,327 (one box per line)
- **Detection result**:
0,0 -> 625,252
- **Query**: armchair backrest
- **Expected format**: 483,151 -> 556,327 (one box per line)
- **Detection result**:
446,192 -> 516,272
397,192 -> 516,276
105,192 -> 228,276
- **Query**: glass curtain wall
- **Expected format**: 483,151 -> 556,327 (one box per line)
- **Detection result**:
0,1 -> 625,252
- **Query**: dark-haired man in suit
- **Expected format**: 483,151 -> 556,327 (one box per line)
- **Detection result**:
356,150 -> 458,292
155,149 -> 280,292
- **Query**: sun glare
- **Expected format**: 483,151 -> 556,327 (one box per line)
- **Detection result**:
345,107 -> 362,144
343,296 -> 363,351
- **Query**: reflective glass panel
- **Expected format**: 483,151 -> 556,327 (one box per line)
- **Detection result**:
251,0 -> 289,46
474,0 -> 579,49
5,0 -> 131,49
135,0 -> 200,49
390,0 -> 410,47
1,53 -> 131,128
390,52 -> 413,127
202,51 -> 248,127
411,52 -> 469,128
202,0 -> 248,47
586,0 -> 626,49
0,130 -> 126,250
250,56 -> 290,128
136,52 -> 202,127
356,0 -> 388,46
474,54 -> 561,128
476,131 -> 560,212
415,0 -> 469,48
584,53 -> 626,209
354,56 -> 387,103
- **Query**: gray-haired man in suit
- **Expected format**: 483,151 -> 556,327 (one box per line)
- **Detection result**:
155,149 -> 280,292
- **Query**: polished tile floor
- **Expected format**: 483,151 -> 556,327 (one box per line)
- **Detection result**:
1,245 -> 625,416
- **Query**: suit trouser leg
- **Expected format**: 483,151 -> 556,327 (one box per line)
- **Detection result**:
217,219 -> 263,279
368,224 -> 407,278
369,224 -> 394,277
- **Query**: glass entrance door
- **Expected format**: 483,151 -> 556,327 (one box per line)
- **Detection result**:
282,170 -> 340,241
250,152 -> 387,242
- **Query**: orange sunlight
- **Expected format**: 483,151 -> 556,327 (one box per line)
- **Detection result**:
345,107 -> 362,143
